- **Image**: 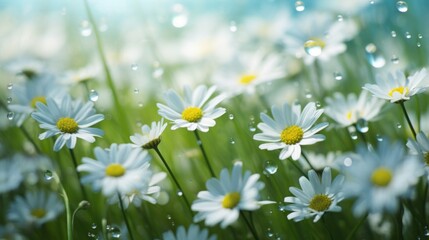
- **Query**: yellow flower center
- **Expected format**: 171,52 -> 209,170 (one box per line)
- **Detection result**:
346,111 -> 353,120
239,74 -> 257,85
56,117 -> 79,133
182,107 -> 203,122
388,86 -> 409,97
222,192 -> 241,209
31,208 -> 46,218
371,167 -> 392,187
309,194 -> 332,212
105,163 -> 126,177
30,96 -> 47,108
280,125 -> 304,145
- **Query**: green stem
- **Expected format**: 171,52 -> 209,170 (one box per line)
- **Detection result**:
153,147 -> 193,215
101,218 -> 109,240
346,213 -> 368,240
301,152 -> 315,171
118,193 -> 135,240
69,149 -> 89,201
422,180 -> 428,227
322,217 -> 333,240
19,125 -> 41,153
289,159 -> 306,176
82,0 -> 131,137
397,204 -> 404,240
193,131 -> 216,178
399,101 -> 417,139
72,200 -> 90,238
240,211 -> 260,240
54,173 -> 72,240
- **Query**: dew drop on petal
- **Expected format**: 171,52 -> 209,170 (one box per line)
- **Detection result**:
7,112 -> 14,120
89,89 -> 99,102
356,119 -> 369,133
44,170 -> 53,181
7,83 -> 13,90
304,40 -> 323,56
391,55 -> 399,64
396,1 -> 408,13
334,72 -> 343,81
295,1 -> 305,12
264,160 -> 278,175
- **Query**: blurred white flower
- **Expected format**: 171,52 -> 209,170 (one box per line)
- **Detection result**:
162,224 -> 217,240
0,159 -> 23,194
407,131 -> 429,179
130,119 -> 167,149
298,151 -> 339,171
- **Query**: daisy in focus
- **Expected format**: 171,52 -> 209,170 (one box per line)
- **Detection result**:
342,140 -> 424,216
77,143 -> 156,197
284,167 -> 344,222
7,190 -> 64,227
324,90 -> 384,127
253,102 -> 328,160
212,51 -> 286,97
192,161 -> 272,228
162,224 -> 217,240
130,118 -> 167,149
363,68 -> 428,103
157,85 -> 226,132
31,95 -> 104,151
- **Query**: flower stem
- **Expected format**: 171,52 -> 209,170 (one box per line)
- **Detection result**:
397,204 -> 404,240
118,192 -> 135,240
301,152 -> 315,171
193,130 -> 216,178
289,159 -> 306,176
399,101 -> 417,139
69,149 -> 89,201
19,125 -> 41,153
321,217 -> 333,240
346,213 -> 368,240
55,173 -> 72,240
240,211 -> 260,240
153,146 -> 193,215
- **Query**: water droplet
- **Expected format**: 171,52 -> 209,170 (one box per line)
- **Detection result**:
264,160 -> 278,175
91,223 -> 97,229
7,112 -> 14,120
109,226 -> 121,238
131,64 -> 139,71
356,119 -> 369,133
316,101 -> 322,108
391,55 -> 399,64
228,114 -> 234,120
295,1 -> 305,12
365,43 -> 385,68
171,4 -> 188,28
176,190 -> 183,196
344,157 -> 352,167
229,21 -> 238,32
133,88 -> 139,94
369,0 -> 375,4
396,1 -> 408,12
7,83 -> 13,90
350,131 -> 358,140
267,228 -> 275,238
304,40 -> 323,56
6,97 -> 12,104
391,31 -> 397,38
89,89 -> 99,102
88,232 -> 95,238
305,90 -> 312,99
80,20 -> 92,37
405,32 -> 412,39
376,134 -> 383,142
248,119 -> 256,132
152,67 -> 164,79
279,205 -> 288,212
106,225 -> 111,231
337,15 -> 343,22
44,170 -> 53,181
418,34 -> 423,39
229,138 -> 236,144
167,214 -> 172,220
137,102 -> 143,108
417,42 -> 422,47
396,123 -> 402,128
333,72 -> 343,81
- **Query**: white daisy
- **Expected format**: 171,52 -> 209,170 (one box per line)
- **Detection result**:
7,190 -> 64,227
298,152 -> 339,171
363,68 -> 428,103
162,224 -> 217,240
0,223 -> 26,240
108,171 -> 166,208
5,58 -> 46,79
157,85 -> 226,132
191,161 -> 273,228
324,90 -> 384,127
407,131 -> 429,177
31,95 -> 104,152
13,153 -> 54,185
0,159 -> 23,194
212,51 -> 286,97
342,140 -> 424,216
253,102 -> 329,160
130,118 -> 167,149
284,167 -> 344,222
77,143 -> 154,197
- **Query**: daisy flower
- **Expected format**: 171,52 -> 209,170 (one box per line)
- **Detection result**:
342,140 -> 424,215
298,152 -> 339,171
363,68 -> 428,103
77,143 -> 154,197
284,167 -> 344,222
0,159 -> 23,194
31,95 -> 104,151
7,190 -> 64,227
253,102 -> 329,160
324,90 -> 384,127
157,85 -> 226,132
162,224 -> 217,240
191,161 -> 273,228
130,118 -> 167,149
212,51 -> 286,97
407,131 -> 429,177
